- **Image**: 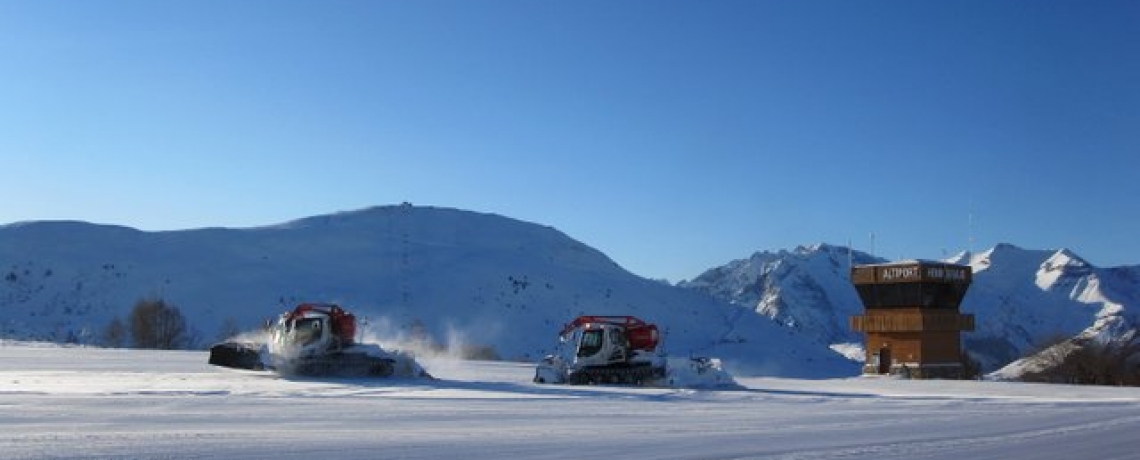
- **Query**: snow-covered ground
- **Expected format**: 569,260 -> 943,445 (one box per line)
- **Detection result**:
3,342 -> 1140,460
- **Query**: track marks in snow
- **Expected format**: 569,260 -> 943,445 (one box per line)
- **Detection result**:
5,347 -> 1140,460
738,411 -> 1140,460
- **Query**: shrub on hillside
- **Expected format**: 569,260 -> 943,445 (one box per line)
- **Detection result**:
960,350 -> 982,380
128,298 -> 190,350
1021,335 -> 1140,386
103,316 -> 127,348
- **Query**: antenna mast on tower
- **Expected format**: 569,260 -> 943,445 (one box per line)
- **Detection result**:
847,238 -> 853,274
968,200 -> 975,256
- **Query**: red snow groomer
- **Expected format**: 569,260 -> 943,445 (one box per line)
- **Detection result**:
209,303 -> 427,378
534,315 -> 667,385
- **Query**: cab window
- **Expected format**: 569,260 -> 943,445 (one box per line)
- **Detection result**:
577,329 -> 604,358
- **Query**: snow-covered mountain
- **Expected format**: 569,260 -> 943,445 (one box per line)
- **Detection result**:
680,243 -> 1140,371
679,244 -> 880,351
956,245 -> 1140,370
0,205 -> 857,378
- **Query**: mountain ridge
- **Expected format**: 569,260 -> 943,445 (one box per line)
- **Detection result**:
0,204 -> 857,378
6,204 -> 1135,377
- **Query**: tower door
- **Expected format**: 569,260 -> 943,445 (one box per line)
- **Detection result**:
877,346 -> 891,374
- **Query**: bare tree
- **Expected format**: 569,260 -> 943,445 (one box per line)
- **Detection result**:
103,316 -> 127,348
129,298 -> 189,349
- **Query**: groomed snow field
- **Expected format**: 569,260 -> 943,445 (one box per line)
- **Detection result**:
3,343 -> 1140,460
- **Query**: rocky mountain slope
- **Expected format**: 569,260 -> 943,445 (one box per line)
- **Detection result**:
680,243 -> 1140,371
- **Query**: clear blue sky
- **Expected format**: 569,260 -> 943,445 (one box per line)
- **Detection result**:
2,1 -> 1137,281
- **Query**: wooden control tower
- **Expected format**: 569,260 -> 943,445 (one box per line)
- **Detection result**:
850,261 -> 975,379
